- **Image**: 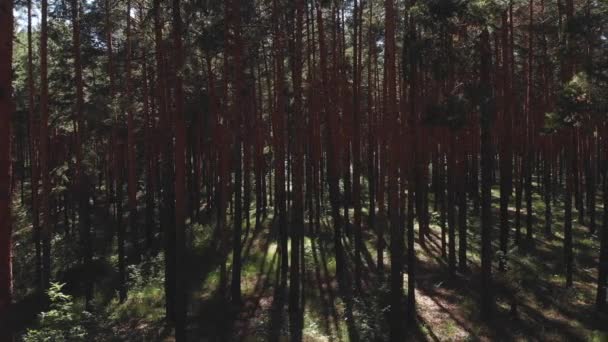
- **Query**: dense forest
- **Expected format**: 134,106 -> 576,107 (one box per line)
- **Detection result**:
1,0 -> 608,340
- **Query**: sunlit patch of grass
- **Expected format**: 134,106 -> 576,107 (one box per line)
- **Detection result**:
418,322 -> 431,339
243,241 -> 277,272
443,320 -> 458,338
106,255 -> 167,325
247,207 -> 258,227
547,272 -> 566,287
198,266 -> 222,301
109,253 -> 119,266
302,304 -> 331,342
191,222 -> 213,250
325,255 -> 337,276
240,241 -> 278,295
333,297 -> 348,339
588,330 -> 608,342
107,283 -> 165,323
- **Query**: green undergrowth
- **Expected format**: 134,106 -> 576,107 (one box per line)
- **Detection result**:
10,179 -> 608,341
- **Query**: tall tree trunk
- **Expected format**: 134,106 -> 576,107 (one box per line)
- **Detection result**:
499,12 -> 513,272
439,149 -> 447,257
525,152 -> 533,242
544,155 -> 552,235
596,131 -> 608,311
105,0 -> 126,303
564,138 -> 574,287
141,49 -> 155,251
407,178 -> 416,323
406,6 -> 418,324
563,0 -> 575,288
351,0 -> 363,293
289,0 -> 305,339
480,27 -> 494,318
126,0 -> 139,260
254,65 -> 264,232
273,0 -> 289,289
228,0 -> 244,306
27,0 -> 42,293
514,155 -> 522,244
40,0 -> 52,292
525,0 -> 534,245
172,0 -> 187,338
586,139 -> 596,234
0,0 -> 14,327
458,142 -> 468,272
116,155 -> 126,302
71,0 -> 92,307
447,142 -> 456,273
154,0 -> 176,322
385,0 -> 404,340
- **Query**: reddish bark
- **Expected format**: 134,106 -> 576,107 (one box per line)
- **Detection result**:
272,0 -> 288,287
40,0 -> 52,291
71,0 -> 93,307
480,27 -> 494,318
316,2 -> 344,272
352,0 -> 363,291
385,0 -> 405,339
125,0 -> 138,257
27,0 -> 42,292
172,0 -> 187,338
0,0 -> 14,327
289,0 -> 305,336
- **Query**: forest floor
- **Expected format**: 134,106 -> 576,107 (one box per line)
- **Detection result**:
10,183 -> 608,341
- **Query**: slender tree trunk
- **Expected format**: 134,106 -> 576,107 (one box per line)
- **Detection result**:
27,0 -> 42,293
499,12 -> 513,272
40,0 -> 52,292
71,0 -> 93,307
405,9 -> 418,323
575,133 -> 584,225
228,0 -> 244,306
385,0 -> 404,340
596,134 -> 608,311
254,67 -> 264,231
154,0 -> 176,322
563,0 -> 575,288
0,0 -> 14,327
407,177 -> 416,323
116,156 -> 127,302
289,1 -> 305,339
565,134 -> 574,287
545,154 -> 552,235
367,1 -> 377,275
458,142 -> 468,272
525,153 -> 533,242
447,142 -> 456,273
586,139 -> 596,234
105,0 -> 126,303
514,156 -> 523,244
351,0 -> 363,293
142,51 -> 155,251
480,27 -> 494,318
439,149 -> 447,257
126,0 -> 139,260
172,0 -> 187,338
273,0 -> 289,289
